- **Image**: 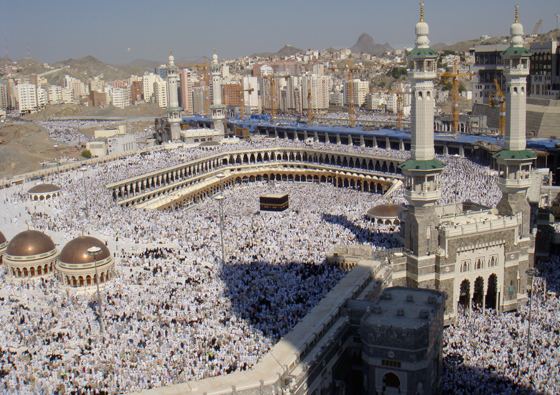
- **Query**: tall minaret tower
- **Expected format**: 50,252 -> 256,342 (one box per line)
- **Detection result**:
210,49 -> 226,139
493,6 -> 535,238
398,3 -> 445,288
166,50 -> 182,140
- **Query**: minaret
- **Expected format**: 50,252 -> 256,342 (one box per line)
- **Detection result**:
398,3 -> 445,288
210,49 -> 226,139
493,6 -> 535,237
166,50 -> 182,140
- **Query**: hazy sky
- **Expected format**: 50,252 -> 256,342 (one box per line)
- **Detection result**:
0,0 -> 558,65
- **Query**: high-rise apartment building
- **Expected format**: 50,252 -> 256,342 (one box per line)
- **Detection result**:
180,69 -> 194,114
301,74 -> 331,110
111,87 -> 131,109
153,79 -> 168,108
222,83 -> 242,106
142,73 -> 159,103
16,83 -> 37,114
343,79 -> 369,107
242,76 -> 259,113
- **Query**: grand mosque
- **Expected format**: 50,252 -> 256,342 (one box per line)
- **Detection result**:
0,5 -> 545,395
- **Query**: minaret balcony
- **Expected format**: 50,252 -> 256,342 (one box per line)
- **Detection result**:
497,177 -> 532,191
404,189 -> 441,203
408,70 -> 437,80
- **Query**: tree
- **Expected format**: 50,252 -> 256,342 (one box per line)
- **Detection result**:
379,81 -> 387,89
81,149 -> 92,158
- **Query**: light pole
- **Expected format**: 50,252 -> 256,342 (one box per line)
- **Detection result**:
447,352 -> 464,392
87,246 -> 105,336
215,172 -> 225,265
525,267 -> 539,363
79,166 -> 89,220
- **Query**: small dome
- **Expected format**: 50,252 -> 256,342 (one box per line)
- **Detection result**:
59,236 -> 111,265
415,21 -> 429,37
367,204 -> 402,219
28,183 -> 61,194
6,230 -> 56,257
0,231 -> 6,245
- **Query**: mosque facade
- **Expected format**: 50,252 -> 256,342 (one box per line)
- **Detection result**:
394,7 -> 536,323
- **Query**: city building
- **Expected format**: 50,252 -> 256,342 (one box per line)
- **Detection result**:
344,78 -> 369,107
242,76 -> 259,114
142,72 -> 159,103
180,68 -> 194,114
111,87 -> 131,109
222,82 -> 242,107
16,83 -> 37,114
470,44 -> 508,105
528,39 -> 559,98
154,78 -> 168,108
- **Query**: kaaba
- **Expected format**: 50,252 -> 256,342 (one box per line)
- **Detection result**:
260,193 -> 289,212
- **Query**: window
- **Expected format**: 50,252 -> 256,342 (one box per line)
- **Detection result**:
476,258 -> 484,270
382,360 -> 402,368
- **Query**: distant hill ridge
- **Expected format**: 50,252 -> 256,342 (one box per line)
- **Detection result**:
350,33 -> 394,56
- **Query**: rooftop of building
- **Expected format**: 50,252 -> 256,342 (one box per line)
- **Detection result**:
364,287 -> 443,329
181,116 -> 560,151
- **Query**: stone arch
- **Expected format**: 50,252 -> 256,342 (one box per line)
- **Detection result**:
459,279 -> 470,308
485,273 -> 498,310
473,276 -> 485,307
383,372 -> 401,390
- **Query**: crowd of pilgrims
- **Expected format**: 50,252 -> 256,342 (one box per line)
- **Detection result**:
442,255 -> 560,394
36,120 -> 116,146
0,139 -> 556,394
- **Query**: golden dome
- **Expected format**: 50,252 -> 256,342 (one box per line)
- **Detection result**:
28,183 -> 61,194
59,236 -> 111,264
6,230 -> 56,257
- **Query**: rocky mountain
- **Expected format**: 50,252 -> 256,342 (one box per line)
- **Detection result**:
251,44 -> 305,59
350,33 -> 394,56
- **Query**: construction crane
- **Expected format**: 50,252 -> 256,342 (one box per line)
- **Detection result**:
369,80 -> 411,130
489,78 -> 506,135
262,72 -> 289,119
177,56 -> 211,115
526,19 -> 543,44
441,62 -> 475,133
331,56 -> 359,127
238,88 -> 254,118
307,87 -> 313,123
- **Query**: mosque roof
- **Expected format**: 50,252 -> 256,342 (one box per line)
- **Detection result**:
28,183 -> 61,194
0,231 -> 6,245
6,230 -> 56,257
501,46 -> 532,56
407,47 -> 438,57
493,149 -> 537,160
367,204 -> 402,218
59,236 -> 111,265
398,158 -> 446,170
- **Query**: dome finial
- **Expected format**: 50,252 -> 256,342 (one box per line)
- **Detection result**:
170,49 -> 173,56
419,2 -> 425,22
514,4 -> 519,23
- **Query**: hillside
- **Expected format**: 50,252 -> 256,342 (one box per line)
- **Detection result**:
251,44 -> 305,58
350,33 -> 394,56
21,103 -> 166,121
